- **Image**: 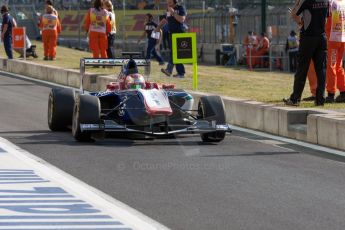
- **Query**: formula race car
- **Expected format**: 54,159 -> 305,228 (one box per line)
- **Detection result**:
48,53 -> 231,142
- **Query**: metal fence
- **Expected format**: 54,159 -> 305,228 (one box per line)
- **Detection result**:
188,12 -> 227,44
220,43 -> 290,72
188,4 -> 298,45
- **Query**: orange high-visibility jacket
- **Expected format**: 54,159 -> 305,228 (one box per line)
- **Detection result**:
40,13 -> 61,35
84,8 -> 111,34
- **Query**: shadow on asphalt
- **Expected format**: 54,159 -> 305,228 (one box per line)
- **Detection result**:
4,129 -> 345,163
201,151 -> 300,157
0,130 -> 50,134
6,130 -> 223,147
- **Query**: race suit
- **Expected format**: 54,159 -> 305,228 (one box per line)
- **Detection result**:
85,8 -> 111,58
325,0 -> 345,96
253,36 -> 269,67
40,13 -> 61,59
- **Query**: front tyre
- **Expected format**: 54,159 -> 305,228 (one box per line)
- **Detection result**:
198,95 -> 226,143
48,88 -> 75,131
72,94 -> 100,142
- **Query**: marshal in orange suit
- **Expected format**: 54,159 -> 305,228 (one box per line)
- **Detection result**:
40,5 -> 61,60
325,0 -> 345,103
84,0 -> 111,58
253,32 -> 270,68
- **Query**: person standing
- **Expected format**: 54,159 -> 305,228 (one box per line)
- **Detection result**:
243,31 -> 258,70
84,0 -> 111,58
138,13 -> 165,65
253,32 -> 270,68
324,0 -> 345,103
159,15 -> 169,51
40,5 -> 61,60
45,0 -> 58,16
37,1 -> 59,41
103,0 -> 116,59
284,0 -> 330,106
1,5 -> 15,59
159,0 -> 187,78
285,30 -> 299,72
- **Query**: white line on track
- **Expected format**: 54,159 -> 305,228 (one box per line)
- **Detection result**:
0,137 -> 169,230
232,125 -> 345,158
0,70 -> 79,90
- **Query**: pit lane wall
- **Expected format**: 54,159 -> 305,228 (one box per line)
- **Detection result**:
1,58 -> 345,151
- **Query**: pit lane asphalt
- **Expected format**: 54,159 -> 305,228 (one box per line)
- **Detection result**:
1,73 -> 345,230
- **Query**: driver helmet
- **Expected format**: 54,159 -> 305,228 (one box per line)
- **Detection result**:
125,59 -> 138,75
125,73 -> 145,89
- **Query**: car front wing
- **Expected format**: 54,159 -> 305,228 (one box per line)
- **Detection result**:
80,120 -> 232,137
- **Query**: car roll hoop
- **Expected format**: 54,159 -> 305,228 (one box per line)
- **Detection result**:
79,53 -> 151,94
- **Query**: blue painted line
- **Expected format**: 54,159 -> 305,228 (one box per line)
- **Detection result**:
0,187 -> 67,194
0,195 -> 73,198
0,221 -> 122,226
0,199 -> 85,203
0,204 -> 100,214
0,170 -> 34,172
0,164 -> 151,229
0,174 -> 41,179
0,172 -> 35,174
0,215 -> 112,219
0,229 -> 132,230
0,178 -> 45,181
0,178 -> 44,181
0,180 -> 50,184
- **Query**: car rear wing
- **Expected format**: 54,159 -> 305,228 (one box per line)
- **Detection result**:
79,57 -> 151,93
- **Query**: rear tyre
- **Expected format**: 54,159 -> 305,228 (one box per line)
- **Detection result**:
72,94 -> 100,142
198,95 -> 226,142
48,88 -> 75,131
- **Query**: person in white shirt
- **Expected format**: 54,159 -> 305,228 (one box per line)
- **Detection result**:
285,30 -> 299,72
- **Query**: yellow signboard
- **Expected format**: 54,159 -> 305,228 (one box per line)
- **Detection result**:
172,33 -> 198,90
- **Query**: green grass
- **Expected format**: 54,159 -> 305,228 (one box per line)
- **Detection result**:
9,41 -> 345,110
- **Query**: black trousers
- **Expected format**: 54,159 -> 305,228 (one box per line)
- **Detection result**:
107,33 -> 116,59
289,51 -> 298,72
162,31 -> 170,50
290,34 -> 327,104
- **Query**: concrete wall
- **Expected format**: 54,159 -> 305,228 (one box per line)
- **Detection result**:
1,58 -> 345,151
